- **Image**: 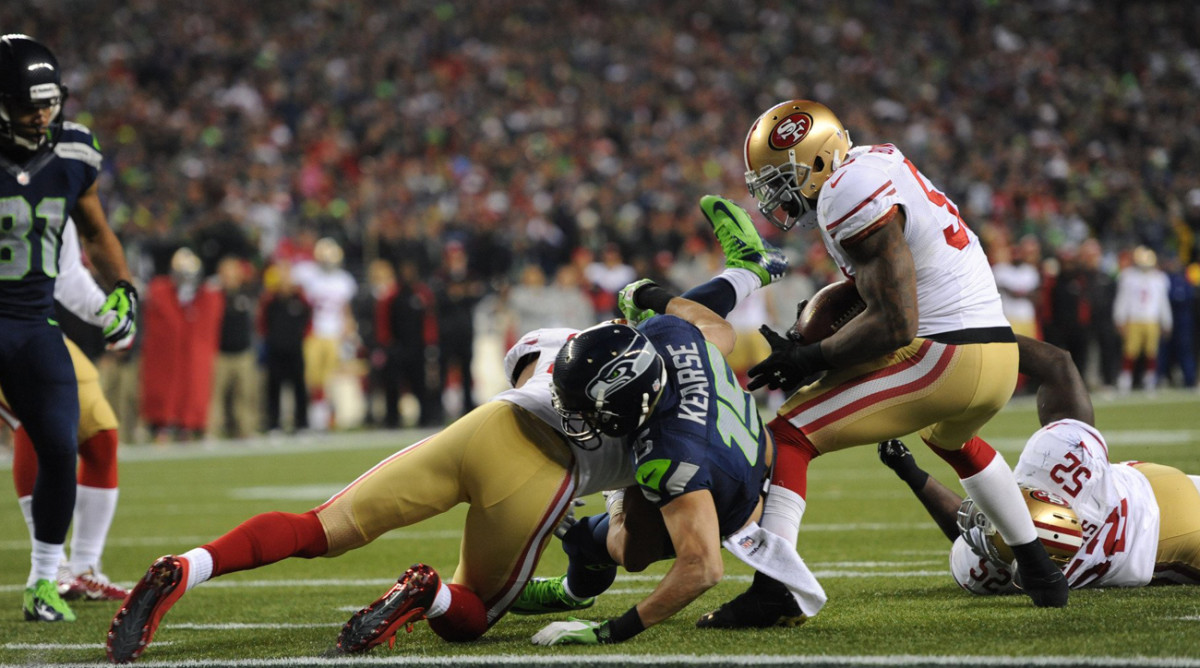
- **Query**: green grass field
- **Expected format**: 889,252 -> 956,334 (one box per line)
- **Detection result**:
3,390 -> 1200,667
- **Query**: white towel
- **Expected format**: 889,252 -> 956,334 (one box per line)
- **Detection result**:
722,521 -> 827,618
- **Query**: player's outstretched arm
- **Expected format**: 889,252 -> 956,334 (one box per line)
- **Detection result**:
619,280 -> 735,355
1015,335 -> 1094,427
878,440 -> 963,543
532,490 -> 723,645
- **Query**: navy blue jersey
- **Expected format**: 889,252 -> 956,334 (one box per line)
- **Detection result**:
0,122 -> 102,320
631,315 -> 769,537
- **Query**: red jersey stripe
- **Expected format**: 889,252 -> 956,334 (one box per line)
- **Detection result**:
826,180 -> 894,231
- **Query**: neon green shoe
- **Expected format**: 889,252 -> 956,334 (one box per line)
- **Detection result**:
24,578 -> 77,622
700,195 -> 789,286
617,278 -> 659,324
508,576 -> 594,615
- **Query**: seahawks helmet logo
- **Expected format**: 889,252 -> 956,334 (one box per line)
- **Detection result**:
586,347 -> 660,403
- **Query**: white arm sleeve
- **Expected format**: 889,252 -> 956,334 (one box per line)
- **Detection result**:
54,218 -> 111,328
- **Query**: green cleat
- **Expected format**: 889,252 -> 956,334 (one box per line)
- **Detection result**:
24,579 -> 76,622
700,195 -> 789,286
508,576 -> 594,616
617,278 -> 659,324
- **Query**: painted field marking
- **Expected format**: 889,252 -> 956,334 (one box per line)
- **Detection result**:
2,652 -> 1198,667
0,522 -> 939,553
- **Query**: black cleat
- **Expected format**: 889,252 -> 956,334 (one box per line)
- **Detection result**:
1014,565 -> 1069,608
696,575 -> 806,629
107,555 -> 189,664
337,563 -> 440,653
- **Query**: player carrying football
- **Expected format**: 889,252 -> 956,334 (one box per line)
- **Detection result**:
104,195 -> 788,662
0,34 -> 136,622
700,100 -> 1067,626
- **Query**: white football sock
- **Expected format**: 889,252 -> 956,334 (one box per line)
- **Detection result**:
69,485 -> 119,574
719,267 -> 763,300
960,455 -> 1037,546
427,581 -> 451,618
760,485 -> 806,548
29,539 -> 66,587
181,548 -> 214,592
17,495 -> 35,541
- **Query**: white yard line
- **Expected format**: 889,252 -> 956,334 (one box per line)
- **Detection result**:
0,523 -> 939,553
2,653 -> 1198,667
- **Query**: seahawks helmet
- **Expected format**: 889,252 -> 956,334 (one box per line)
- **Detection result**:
743,100 -> 851,231
0,34 -> 68,151
551,322 -> 666,446
957,486 -> 1084,568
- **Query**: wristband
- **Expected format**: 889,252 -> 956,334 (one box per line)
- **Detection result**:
600,605 -> 645,643
633,283 -> 675,314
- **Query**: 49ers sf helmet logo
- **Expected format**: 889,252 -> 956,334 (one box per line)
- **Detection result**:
769,112 -> 813,150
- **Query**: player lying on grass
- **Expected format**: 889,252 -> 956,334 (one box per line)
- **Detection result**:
878,335 -> 1200,593
1,218 -> 135,606
105,195 -> 789,663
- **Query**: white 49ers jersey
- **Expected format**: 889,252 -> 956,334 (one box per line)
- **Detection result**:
951,419 -> 1160,593
493,328 -> 635,496
816,144 -> 1008,337
1014,419 -> 1159,588
291,262 -> 356,338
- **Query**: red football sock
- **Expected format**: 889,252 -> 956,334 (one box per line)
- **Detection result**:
202,510 -> 328,577
12,426 -> 36,498
925,435 -> 997,478
767,417 -> 821,499
78,429 -> 119,488
427,584 -> 487,642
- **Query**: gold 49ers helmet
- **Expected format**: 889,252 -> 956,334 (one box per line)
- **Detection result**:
743,100 -> 852,231
956,486 -> 1084,568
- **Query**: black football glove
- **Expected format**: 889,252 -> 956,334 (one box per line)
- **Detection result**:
747,324 -> 832,392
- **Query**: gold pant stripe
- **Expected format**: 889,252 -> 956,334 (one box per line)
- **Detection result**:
778,339 -> 1017,452
314,402 -> 576,623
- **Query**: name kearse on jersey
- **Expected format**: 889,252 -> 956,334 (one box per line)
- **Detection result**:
666,342 -> 709,426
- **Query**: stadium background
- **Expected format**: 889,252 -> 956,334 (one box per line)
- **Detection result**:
1,0 -> 1198,437
2,1 -> 1200,665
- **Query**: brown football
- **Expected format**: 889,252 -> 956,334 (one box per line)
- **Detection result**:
789,279 -> 866,343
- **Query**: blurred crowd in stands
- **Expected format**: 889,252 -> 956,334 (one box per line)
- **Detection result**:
4,0 -> 1199,441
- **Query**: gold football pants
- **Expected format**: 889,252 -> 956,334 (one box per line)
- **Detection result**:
1133,463 -> 1200,584
314,401 -> 577,624
777,338 -> 1018,452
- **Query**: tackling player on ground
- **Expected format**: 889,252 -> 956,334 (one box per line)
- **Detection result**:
0,34 -> 136,622
879,334 -> 1200,592
701,100 -> 1067,626
104,195 -> 788,662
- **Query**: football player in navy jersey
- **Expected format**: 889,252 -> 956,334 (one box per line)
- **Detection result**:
526,260 -> 827,645
0,34 -> 136,622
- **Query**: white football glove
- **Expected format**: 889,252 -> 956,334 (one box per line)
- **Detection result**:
531,618 -> 602,646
